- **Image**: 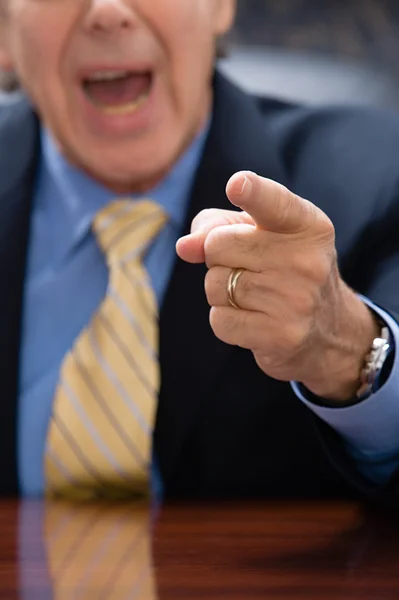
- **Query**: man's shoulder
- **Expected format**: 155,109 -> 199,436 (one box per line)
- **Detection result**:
253,95 -> 399,217
255,94 -> 399,161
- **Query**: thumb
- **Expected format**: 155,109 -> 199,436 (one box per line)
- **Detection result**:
176,208 -> 253,264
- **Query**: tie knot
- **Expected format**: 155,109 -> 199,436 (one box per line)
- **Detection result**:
93,199 -> 167,265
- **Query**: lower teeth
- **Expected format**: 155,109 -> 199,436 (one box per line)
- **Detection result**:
94,92 -> 149,115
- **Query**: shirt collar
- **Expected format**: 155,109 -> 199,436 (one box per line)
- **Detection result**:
37,120 -> 210,263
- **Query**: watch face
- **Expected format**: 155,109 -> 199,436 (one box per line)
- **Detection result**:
357,326 -> 393,400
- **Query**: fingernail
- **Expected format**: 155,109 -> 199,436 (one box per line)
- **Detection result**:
239,175 -> 252,196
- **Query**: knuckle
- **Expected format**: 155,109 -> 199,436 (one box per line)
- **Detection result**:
204,270 -> 215,304
206,225 -> 266,260
209,306 -> 221,335
253,347 -> 287,376
275,185 -> 296,228
209,307 -> 236,344
310,255 -> 333,287
253,351 -> 282,375
230,228 -> 256,254
204,267 -> 223,305
317,211 -> 335,236
204,226 -> 224,259
282,322 -> 309,354
223,313 -> 238,336
253,319 -> 311,374
291,252 -> 333,287
228,228 -> 248,251
191,208 -> 217,232
229,227 -> 269,265
291,289 -> 315,317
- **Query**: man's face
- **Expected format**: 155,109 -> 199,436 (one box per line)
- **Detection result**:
0,0 -> 235,191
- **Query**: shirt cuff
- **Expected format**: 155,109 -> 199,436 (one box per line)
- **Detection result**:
291,297 -> 399,457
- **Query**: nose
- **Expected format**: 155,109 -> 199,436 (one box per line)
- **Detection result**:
84,0 -> 136,34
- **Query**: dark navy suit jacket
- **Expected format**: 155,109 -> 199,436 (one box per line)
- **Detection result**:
1,74 -> 399,506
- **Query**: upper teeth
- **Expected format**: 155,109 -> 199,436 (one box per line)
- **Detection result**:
86,70 -> 130,82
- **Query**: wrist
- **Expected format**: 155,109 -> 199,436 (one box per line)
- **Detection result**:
301,290 -> 381,403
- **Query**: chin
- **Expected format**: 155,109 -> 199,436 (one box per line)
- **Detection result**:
108,144 -> 184,190
86,156 -> 171,193
68,125 -> 188,192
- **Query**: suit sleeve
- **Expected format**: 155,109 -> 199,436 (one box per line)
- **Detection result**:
292,298 -> 399,486
274,106 -> 399,507
308,217 -> 399,507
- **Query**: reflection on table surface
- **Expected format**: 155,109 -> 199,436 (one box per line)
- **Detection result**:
1,499 -> 398,599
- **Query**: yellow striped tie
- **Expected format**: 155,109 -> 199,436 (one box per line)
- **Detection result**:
45,199 -> 166,499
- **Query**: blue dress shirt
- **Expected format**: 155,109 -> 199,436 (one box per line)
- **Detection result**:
20,128 -> 399,496
19,128 -> 208,496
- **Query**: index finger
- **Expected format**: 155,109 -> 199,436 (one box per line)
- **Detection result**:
226,171 -> 322,234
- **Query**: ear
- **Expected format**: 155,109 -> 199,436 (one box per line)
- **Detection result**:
214,0 -> 237,36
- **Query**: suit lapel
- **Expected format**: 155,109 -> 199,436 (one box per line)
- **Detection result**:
155,73 -> 286,485
0,99 -> 38,494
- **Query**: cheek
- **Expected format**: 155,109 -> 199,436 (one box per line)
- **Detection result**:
7,6 -> 71,87
145,0 -> 215,70
156,5 -> 215,96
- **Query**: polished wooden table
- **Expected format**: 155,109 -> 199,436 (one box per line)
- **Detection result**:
0,500 -> 398,599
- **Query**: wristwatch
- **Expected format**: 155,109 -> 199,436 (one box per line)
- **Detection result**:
356,324 -> 393,401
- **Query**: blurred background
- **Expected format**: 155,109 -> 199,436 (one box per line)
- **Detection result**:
218,0 -> 399,107
2,0 -> 399,107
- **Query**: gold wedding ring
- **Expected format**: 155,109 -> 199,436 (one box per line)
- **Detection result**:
227,268 -> 245,309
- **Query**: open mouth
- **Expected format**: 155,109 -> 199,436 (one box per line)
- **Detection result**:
81,70 -> 153,115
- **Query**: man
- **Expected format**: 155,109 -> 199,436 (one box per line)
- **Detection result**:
0,0 -> 398,505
